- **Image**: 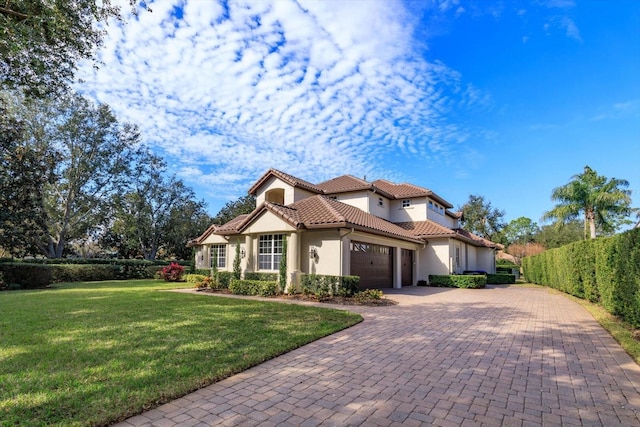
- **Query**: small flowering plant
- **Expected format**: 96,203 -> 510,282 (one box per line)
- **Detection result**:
159,262 -> 185,282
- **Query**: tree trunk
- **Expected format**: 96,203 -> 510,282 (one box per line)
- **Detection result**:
586,209 -> 597,239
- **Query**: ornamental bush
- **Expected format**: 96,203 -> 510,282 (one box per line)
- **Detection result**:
300,274 -> 360,297
244,272 -> 278,281
159,262 -> 184,282
353,289 -> 383,303
485,273 -> 515,284
428,274 -> 486,289
229,279 -> 278,297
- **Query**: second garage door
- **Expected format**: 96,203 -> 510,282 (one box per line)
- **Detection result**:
350,241 -> 393,289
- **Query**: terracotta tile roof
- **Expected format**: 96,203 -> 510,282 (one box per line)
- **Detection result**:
372,179 -> 452,208
248,169 -> 322,195
189,224 -> 218,246
453,228 -> 500,249
395,220 -> 455,238
371,179 -> 430,199
395,221 -> 498,248
230,196 -> 423,243
215,214 -> 250,235
315,175 -> 372,194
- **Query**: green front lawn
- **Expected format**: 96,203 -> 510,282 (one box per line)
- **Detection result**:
0,280 -> 362,426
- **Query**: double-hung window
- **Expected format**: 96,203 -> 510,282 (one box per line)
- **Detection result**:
210,244 -> 226,268
258,234 -> 283,270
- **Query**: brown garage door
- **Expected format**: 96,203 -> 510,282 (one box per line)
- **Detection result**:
350,241 -> 393,289
401,249 -> 413,287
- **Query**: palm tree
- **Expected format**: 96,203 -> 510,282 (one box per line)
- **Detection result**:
543,166 -> 634,239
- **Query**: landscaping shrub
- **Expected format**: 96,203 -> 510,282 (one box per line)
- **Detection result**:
216,271 -> 233,289
50,264 -> 122,282
0,263 -> 52,289
428,274 -> 486,289
244,272 -> 278,281
184,274 -> 208,284
353,289 -> 383,303
300,274 -> 360,297
158,262 -> 185,282
485,273 -> 516,285
523,227 -> 640,328
229,279 -> 278,297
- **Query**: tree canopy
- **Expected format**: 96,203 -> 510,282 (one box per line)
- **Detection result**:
1,1 -> 126,96
459,194 -> 506,243
542,165 -> 635,239
0,99 -> 51,256
502,217 -> 539,246
212,195 -> 257,225
104,151 -> 212,260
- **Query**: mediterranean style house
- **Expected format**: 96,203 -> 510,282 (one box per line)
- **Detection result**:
191,169 -> 499,290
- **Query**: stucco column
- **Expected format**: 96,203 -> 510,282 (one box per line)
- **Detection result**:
287,232 -> 300,293
394,247 -> 402,289
244,235 -> 253,273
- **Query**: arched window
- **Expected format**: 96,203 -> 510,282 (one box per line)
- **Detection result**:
265,188 -> 285,204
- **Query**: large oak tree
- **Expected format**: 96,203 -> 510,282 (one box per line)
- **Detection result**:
1,0 -> 146,96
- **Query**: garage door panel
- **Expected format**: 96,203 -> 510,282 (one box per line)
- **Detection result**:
350,241 -> 393,289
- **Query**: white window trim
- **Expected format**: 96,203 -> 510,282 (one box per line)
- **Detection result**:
258,234 -> 283,271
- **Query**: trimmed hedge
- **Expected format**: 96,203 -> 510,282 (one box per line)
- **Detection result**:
50,264 -> 122,283
216,271 -> 233,289
229,279 -> 278,297
0,263 -> 52,289
523,228 -> 640,327
300,274 -> 360,297
428,275 -> 486,289
486,273 -> 516,284
14,258 -> 190,266
244,272 -> 278,281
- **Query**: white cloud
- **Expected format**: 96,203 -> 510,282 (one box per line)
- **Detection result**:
76,0 -> 472,208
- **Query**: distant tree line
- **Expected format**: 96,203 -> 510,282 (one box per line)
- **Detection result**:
459,166 -> 637,265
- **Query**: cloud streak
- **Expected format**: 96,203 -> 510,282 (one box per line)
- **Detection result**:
77,0 -> 474,206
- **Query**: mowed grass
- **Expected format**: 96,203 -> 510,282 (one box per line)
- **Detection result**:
0,280 -> 362,426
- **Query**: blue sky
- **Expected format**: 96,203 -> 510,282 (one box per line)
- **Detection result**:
77,0 -> 640,228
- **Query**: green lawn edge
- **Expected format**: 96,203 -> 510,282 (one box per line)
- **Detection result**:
0,280 -> 363,426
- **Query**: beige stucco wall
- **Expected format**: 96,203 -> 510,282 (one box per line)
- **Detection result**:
389,198 -> 427,222
300,230 -> 342,276
334,191 -> 369,212
368,192 -> 390,219
416,238 -> 451,280
244,211 -> 296,234
466,244 -> 478,271
254,176 -> 295,205
476,247 -> 496,273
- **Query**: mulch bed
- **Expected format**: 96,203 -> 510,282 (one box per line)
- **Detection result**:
197,288 -> 397,306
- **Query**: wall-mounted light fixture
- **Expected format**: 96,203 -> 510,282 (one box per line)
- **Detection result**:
240,248 -> 246,259
309,246 -> 317,259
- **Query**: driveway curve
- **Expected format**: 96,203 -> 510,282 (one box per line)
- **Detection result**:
117,285 -> 640,427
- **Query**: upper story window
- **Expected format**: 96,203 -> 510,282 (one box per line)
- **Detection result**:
210,244 -> 226,268
258,234 -> 283,270
428,200 -> 444,215
402,199 -> 411,208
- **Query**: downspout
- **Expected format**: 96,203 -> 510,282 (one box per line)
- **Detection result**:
339,228 -> 355,276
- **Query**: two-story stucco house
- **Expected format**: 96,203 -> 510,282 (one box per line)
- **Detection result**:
191,169 -> 499,290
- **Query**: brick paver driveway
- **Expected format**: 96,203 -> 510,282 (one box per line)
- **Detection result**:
118,285 -> 640,426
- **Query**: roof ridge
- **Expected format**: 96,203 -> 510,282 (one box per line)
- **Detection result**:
265,201 -> 301,227
344,174 -> 371,185
318,196 -> 346,223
